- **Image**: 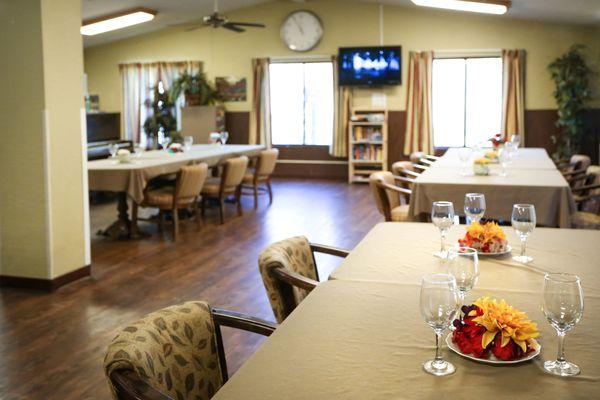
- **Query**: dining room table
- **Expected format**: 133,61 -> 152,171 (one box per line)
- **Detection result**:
212,222 -> 600,399
88,144 -> 264,239
408,147 -> 575,228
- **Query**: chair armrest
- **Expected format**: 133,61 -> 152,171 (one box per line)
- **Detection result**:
425,155 -> 440,161
271,267 -> 320,292
412,163 -> 428,170
111,370 -> 173,400
572,183 -> 600,194
310,243 -> 350,258
211,307 -> 277,337
420,158 -> 434,166
377,181 -> 412,196
562,168 -> 587,178
568,174 -> 590,184
402,169 -> 421,178
392,174 -> 415,185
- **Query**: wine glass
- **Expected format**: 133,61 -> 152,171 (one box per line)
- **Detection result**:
464,193 -> 486,225
511,204 -> 536,263
499,143 -> 515,177
432,201 -> 455,258
447,247 -> 479,306
160,136 -> 172,151
133,143 -> 144,158
542,273 -> 584,377
220,131 -> 229,145
458,147 -> 472,176
510,134 -> 521,150
184,136 -> 194,152
420,273 -> 460,376
108,143 -> 119,159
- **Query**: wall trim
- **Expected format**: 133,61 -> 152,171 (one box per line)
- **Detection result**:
0,265 -> 91,291
277,159 -> 347,165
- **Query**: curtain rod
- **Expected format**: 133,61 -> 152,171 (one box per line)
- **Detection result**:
270,55 -> 332,63
433,49 -> 502,58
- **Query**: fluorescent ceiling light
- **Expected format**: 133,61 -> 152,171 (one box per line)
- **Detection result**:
411,0 -> 510,15
81,8 -> 156,36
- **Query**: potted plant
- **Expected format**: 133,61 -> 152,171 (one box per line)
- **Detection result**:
548,45 -> 592,160
170,71 -> 222,106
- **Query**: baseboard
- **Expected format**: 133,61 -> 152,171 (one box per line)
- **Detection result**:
0,265 -> 91,291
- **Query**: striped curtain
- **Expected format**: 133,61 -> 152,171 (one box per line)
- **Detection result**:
403,51 -> 434,156
250,58 -> 272,146
330,55 -> 352,158
501,50 -> 525,141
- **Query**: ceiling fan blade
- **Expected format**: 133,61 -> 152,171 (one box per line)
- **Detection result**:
222,23 -> 245,32
225,21 -> 266,28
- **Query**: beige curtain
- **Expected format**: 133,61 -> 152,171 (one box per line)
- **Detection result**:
120,61 -> 202,145
403,51 -> 434,156
501,50 -> 526,141
250,58 -> 272,146
330,55 -> 352,158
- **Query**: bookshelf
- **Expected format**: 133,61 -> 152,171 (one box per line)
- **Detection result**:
348,108 -> 388,183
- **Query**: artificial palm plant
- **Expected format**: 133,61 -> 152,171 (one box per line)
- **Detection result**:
170,71 -> 222,106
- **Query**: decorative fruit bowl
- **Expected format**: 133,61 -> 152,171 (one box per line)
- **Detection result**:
448,298 -> 541,364
458,221 -> 510,255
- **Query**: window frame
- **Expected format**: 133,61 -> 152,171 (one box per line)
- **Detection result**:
431,51 -> 503,149
268,57 -> 334,147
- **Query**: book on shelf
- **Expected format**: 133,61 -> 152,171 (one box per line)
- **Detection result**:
352,144 -> 383,161
352,126 -> 383,142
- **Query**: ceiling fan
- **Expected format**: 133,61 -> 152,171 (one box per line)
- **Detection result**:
193,0 -> 266,32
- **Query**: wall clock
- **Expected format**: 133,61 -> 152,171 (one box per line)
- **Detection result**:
280,10 -> 323,52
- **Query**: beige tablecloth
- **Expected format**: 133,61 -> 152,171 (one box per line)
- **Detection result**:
408,150 -> 575,228
88,144 -> 264,203
215,280 -> 599,399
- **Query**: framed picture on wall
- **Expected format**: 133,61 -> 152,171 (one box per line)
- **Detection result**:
215,77 -> 247,102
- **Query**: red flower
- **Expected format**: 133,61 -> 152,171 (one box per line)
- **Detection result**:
491,338 -> 523,361
453,311 -> 488,358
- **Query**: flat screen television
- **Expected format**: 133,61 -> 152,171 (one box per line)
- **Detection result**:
338,46 -> 401,86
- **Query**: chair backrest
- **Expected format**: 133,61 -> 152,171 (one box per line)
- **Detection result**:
369,171 -> 400,221
258,236 -> 318,323
409,151 -> 426,164
391,160 -> 415,176
256,148 -> 279,176
221,156 -> 249,190
104,301 -> 224,400
175,163 -> 208,200
570,154 -> 591,172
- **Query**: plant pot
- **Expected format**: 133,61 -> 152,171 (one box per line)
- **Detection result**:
185,93 -> 203,106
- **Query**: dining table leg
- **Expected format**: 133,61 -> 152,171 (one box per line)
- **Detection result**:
98,192 -> 131,239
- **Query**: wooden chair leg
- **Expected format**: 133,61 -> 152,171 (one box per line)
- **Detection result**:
267,179 -> 273,204
158,210 -> 164,233
219,197 -> 225,225
131,202 -> 139,237
253,182 -> 258,209
201,196 -> 206,218
236,186 -> 243,216
193,197 -> 201,230
172,208 -> 179,241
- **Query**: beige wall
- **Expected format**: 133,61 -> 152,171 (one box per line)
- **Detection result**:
0,0 -> 88,280
84,0 -> 599,119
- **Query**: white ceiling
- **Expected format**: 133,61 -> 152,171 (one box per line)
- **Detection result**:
82,0 -> 600,47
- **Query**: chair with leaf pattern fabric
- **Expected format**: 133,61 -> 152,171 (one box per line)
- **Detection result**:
258,236 -> 349,323
104,301 -> 276,400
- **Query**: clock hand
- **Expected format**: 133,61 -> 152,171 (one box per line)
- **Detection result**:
293,16 -> 304,35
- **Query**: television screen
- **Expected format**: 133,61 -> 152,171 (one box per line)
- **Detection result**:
338,46 -> 401,86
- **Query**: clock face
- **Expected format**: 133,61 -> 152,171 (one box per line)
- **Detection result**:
280,10 -> 323,52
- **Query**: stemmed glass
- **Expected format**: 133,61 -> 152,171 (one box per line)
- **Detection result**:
447,247 -> 479,306
458,147 -> 472,176
510,134 -> 521,152
432,201 -> 455,258
542,273 -> 584,377
133,143 -> 144,158
420,273 -> 460,376
511,204 -> 536,263
183,136 -> 194,152
159,135 -> 172,151
220,131 -> 230,144
108,143 -> 119,159
464,193 -> 486,225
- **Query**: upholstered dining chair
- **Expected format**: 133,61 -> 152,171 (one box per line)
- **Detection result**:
571,182 -> 600,230
242,148 -> 279,209
258,236 -> 349,323
369,171 -> 414,222
201,155 -> 249,224
559,154 -> 592,184
409,151 -> 439,167
131,163 -> 208,241
104,301 -> 276,400
391,160 -> 421,179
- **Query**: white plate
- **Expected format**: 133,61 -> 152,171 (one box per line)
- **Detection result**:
445,333 -> 540,365
476,245 -> 512,257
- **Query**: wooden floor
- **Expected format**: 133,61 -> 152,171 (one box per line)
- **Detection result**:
0,179 -> 382,400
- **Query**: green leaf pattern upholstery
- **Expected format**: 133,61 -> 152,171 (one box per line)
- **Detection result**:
104,301 -> 224,400
258,236 -> 318,323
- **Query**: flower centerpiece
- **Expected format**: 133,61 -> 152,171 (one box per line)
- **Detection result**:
168,143 -> 184,153
117,149 -> 132,163
452,297 -> 540,361
473,157 -> 490,175
458,221 -> 508,253
490,133 -> 506,149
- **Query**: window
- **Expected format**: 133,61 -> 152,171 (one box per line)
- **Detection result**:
432,57 -> 502,148
269,61 -> 334,145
